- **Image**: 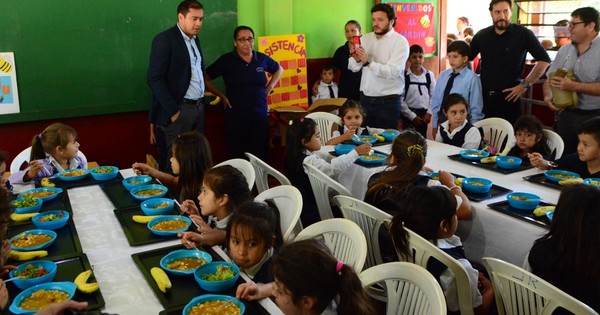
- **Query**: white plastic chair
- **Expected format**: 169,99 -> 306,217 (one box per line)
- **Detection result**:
303,163 -> 352,221
214,158 -> 256,190
542,129 -> 565,160
482,257 -> 598,315
10,146 -> 88,173
334,195 -> 392,269
400,226 -> 475,315
295,218 -> 367,271
361,262 -> 447,315
305,111 -> 342,145
474,118 -> 516,156
254,185 -> 303,243
245,152 -> 291,193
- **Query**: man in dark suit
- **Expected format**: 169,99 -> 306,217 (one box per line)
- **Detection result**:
147,0 -> 221,172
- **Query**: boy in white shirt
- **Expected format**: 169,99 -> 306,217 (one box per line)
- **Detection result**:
311,64 -> 338,103
401,44 -> 436,138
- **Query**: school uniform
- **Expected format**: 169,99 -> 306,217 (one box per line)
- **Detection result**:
401,67 -> 436,137
9,155 -> 87,185
553,153 -> 600,178
312,80 -> 339,103
243,248 -> 274,284
435,120 -> 481,149
331,126 -> 385,138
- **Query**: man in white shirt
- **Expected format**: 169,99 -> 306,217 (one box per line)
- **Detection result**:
349,3 -> 409,129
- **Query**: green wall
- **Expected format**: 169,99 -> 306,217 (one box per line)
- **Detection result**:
238,0 -> 373,59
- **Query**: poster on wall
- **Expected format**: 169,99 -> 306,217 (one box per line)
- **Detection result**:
0,52 -> 20,115
258,34 -> 309,110
387,1 -> 438,56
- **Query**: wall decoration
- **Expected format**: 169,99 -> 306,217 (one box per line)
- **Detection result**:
0,52 -> 20,115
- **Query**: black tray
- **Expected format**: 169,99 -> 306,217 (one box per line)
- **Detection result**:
340,139 -> 392,147
522,173 -> 562,190
7,253 -> 105,311
452,173 -> 512,202
7,219 -> 82,264
448,154 -> 534,174
10,192 -> 73,227
487,200 -> 554,229
49,172 -> 124,190
113,206 -> 188,246
329,151 -> 389,168
132,244 -> 270,314
100,179 -> 173,210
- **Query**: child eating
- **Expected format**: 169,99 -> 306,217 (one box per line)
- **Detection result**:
326,100 -> 385,145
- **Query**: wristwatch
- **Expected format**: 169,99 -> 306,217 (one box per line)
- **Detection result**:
363,60 -> 370,67
520,80 -> 531,89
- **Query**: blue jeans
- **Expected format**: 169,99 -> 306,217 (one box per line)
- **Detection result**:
359,93 -> 401,129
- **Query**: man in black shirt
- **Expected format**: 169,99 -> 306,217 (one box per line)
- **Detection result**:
470,0 -> 551,124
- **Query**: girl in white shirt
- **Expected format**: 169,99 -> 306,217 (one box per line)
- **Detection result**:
435,93 -> 482,149
326,100 -> 385,145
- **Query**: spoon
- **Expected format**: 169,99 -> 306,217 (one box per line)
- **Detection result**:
174,199 -> 202,230
1,278 -> 19,284
183,238 -> 202,253
547,161 -> 559,168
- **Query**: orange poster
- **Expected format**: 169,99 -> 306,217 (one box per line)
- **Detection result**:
258,34 -> 308,110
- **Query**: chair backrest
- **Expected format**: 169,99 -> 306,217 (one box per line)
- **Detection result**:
305,111 -> 342,145
214,158 -> 256,190
254,185 -> 303,243
474,118 -> 516,155
295,218 -> 367,271
542,129 -> 565,160
482,257 -> 598,315
10,147 -> 88,173
334,195 -> 392,269
360,262 -> 447,315
245,152 -> 291,193
401,226 -> 475,315
303,163 -> 352,221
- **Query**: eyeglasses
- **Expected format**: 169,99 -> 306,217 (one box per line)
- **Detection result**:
568,21 -> 585,28
236,37 -> 254,44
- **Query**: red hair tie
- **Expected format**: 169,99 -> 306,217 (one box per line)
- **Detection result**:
335,260 -> 344,273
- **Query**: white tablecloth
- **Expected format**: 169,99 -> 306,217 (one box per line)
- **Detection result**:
320,141 -> 555,267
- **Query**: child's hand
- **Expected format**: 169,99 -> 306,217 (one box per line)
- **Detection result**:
189,214 -> 211,233
180,199 -> 199,216
132,162 -> 152,175
422,113 -> 432,124
237,281 -> 273,301
178,231 -> 204,248
24,160 -> 43,182
341,128 -> 356,141
422,166 -> 434,174
312,80 -> 320,96
477,272 -> 493,294
355,143 -> 373,155
527,153 -> 548,170
438,170 -> 455,187
412,116 -> 425,126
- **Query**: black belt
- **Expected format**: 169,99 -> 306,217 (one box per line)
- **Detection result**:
181,98 -> 204,105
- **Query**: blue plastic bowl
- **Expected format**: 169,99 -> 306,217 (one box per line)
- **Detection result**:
182,294 -> 246,315
194,261 -> 240,292
462,177 -> 493,194
160,249 -> 213,276
459,149 -> 490,161
55,169 -> 89,181
141,198 -> 175,216
381,130 -> 400,141
496,156 -> 522,169
90,166 -> 119,181
147,215 -> 191,236
334,144 -> 356,155
9,260 -> 58,290
357,153 -> 387,165
10,229 -> 57,251
12,197 -> 43,214
130,184 -> 168,201
352,135 -> 378,145
546,210 -> 555,222
122,175 -> 153,191
544,170 -> 580,182
584,178 -> 600,187
21,187 -> 63,202
31,210 -> 70,230
9,281 -> 76,315
507,192 -> 541,210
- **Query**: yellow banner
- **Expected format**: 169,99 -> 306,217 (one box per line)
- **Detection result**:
258,34 -> 308,110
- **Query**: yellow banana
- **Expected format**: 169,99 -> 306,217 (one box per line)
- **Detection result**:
533,206 -> 555,217
10,212 -> 39,222
558,178 -> 583,186
41,177 -> 55,187
132,215 -> 157,224
151,267 -> 171,293
455,177 -> 464,187
209,96 -> 221,105
480,156 -> 497,164
9,250 -> 48,261
375,134 -> 385,142
74,270 -> 99,293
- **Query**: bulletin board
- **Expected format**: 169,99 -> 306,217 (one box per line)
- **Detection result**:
258,34 -> 309,110
387,1 -> 438,57
0,52 -> 20,115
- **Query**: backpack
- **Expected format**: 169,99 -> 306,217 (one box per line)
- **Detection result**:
404,71 -> 432,98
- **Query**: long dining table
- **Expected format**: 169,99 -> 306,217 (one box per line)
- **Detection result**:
11,169 -> 283,315
318,140 -> 557,267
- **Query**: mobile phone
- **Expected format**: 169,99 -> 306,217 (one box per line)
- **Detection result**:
352,36 -> 361,54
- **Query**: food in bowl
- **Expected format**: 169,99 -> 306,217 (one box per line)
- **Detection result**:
37,212 -> 65,222
200,264 -> 237,282
361,154 -> 386,161
506,192 -> 541,210
60,170 -> 88,177
24,191 -> 56,199
13,264 -> 50,279
510,195 -> 530,201
187,300 -> 242,315
12,196 -> 39,208
12,234 -> 53,248
135,189 -> 164,197
166,257 -> 207,271
151,220 -> 188,231
585,178 -> 600,186
19,289 -> 69,310
92,166 -> 115,174
150,201 -> 170,209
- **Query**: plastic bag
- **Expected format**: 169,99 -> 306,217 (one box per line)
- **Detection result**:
549,68 -> 579,108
